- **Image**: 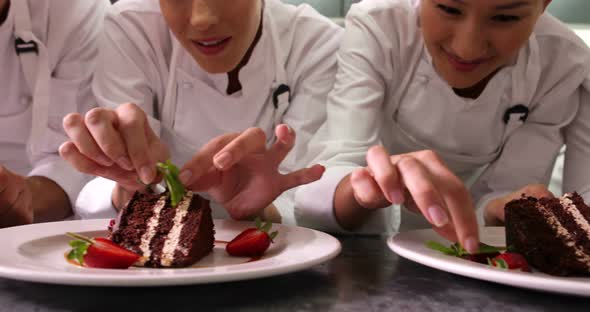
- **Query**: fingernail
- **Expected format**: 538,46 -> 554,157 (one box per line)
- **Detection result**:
464,237 -> 479,254
428,205 -> 449,227
214,152 -> 232,169
285,124 -> 293,134
179,170 -> 192,185
96,155 -> 113,167
140,166 -> 153,184
117,157 -> 133,171
390,189 -> 405,205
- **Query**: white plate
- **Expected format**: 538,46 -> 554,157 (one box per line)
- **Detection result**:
0,219 -> 341,287
388,227 -> 590,297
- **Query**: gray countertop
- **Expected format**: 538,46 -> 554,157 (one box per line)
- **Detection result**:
0,236 -> 588,312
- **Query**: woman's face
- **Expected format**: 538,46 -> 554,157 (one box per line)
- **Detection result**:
160,0 -> 262,74
420,0 -> 550,89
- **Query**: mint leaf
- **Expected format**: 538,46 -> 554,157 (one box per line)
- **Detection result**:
426,241 -> 458,256
269,231 -> 278,241
67,239 -> 90,265
477,243 -> 506,254
157,160 -> 186,207
427,241 -> 506,257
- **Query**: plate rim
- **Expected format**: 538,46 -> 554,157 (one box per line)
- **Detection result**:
0,219 -> 341,287
388,227 -> 590,297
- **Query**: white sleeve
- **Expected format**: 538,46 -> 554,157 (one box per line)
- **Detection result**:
294,9 -> 397,234
563,80 -> 590,201
271,20 -> 343,225
471,87 -> 582,219
27,1 -> 108,209
77,7 -> 168,218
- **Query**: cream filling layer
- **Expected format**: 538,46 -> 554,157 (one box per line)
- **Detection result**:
160,191 -> 193,267
537,202 -> 590,269
136,195 -> 167,266
561,195 -> 590,242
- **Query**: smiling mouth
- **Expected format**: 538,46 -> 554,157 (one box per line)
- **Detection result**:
194,37 -> 231,47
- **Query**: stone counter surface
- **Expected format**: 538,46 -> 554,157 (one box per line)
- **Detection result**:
0,236 -> 587,311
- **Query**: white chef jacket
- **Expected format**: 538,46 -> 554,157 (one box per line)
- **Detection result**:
295,0 -> 590,234
0,0 -> 106,210
75,0 -> 342,222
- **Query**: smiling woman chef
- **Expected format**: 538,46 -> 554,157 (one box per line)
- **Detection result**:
60,0 -> 342,222
295,0 -> 590,253
0,0 -> 107,227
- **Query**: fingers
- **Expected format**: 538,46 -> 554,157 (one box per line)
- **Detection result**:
267,124 -> 296,166
211,128 -> 267,171
519,184 -> 554,199
366,146 -> 404,205
59,142 -> 143,192
350,168 -> 389,209
180,132 -> 241,186
395,156 -> 449,228
280,164 -> 325,191
63,112 -> 114,167
396,150 -> 479,253
115,103 -> 156,184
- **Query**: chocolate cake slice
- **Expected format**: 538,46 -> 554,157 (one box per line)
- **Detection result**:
505,193 -> 590,276
110,191 -> 215,268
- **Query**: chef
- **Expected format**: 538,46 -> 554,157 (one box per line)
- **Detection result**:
295,0 -> 590,253
61,0 -> 342,222
0,0 -> 107,227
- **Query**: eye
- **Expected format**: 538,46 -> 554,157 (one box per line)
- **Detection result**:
437,4 -> 462,16
492,15 -> 521,23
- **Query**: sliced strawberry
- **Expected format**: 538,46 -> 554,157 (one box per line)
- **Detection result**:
226,218 -> 278,257
488,252 -> 531,272
83,238 -> 141,269
67,233 -> 140,269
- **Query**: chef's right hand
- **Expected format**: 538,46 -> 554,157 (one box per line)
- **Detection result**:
336,147 -> 479,254
60,103 -> 170,193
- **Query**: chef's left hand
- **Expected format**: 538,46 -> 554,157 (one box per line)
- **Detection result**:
179,124 -> 325,220
0,166 -> 33,227
484,184 -> 553,226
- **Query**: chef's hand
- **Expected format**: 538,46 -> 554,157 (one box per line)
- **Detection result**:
484,184 -> 553,226
180,124 -> 325,220
60,103 -> 170,195
335,147 -> 480,254
0,166 -> 33,227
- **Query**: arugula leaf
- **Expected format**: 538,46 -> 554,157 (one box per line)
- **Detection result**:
426,241 -> 458,256
157,160 -> 186,207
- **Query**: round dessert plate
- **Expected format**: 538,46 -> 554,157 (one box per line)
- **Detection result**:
389,227 -> 590,297
0,219 -> 341,286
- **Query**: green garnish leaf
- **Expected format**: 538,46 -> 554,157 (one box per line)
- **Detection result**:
261,221 -> 272,233
269,231 -> 278,241
426,241 -> 458,256
67,240 -> 90,265
477,243 -> 507,254
494,258 -> 508,269
426,241 -> 506,257
255,217 -> 262,230
157,160 -> 186,207
65,232 -> 96,266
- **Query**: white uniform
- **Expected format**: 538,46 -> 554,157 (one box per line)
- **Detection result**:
0,0 -> 106,209
295,0 -> 590,234
75,0 -> 342,222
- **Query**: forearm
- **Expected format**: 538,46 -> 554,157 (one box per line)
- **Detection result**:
333,174 -> 372,230
27,176 -> 72,223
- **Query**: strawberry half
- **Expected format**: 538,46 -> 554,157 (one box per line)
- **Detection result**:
67,233 -> 140,269
226,218 -> 278,257
488,252 -> 531,272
